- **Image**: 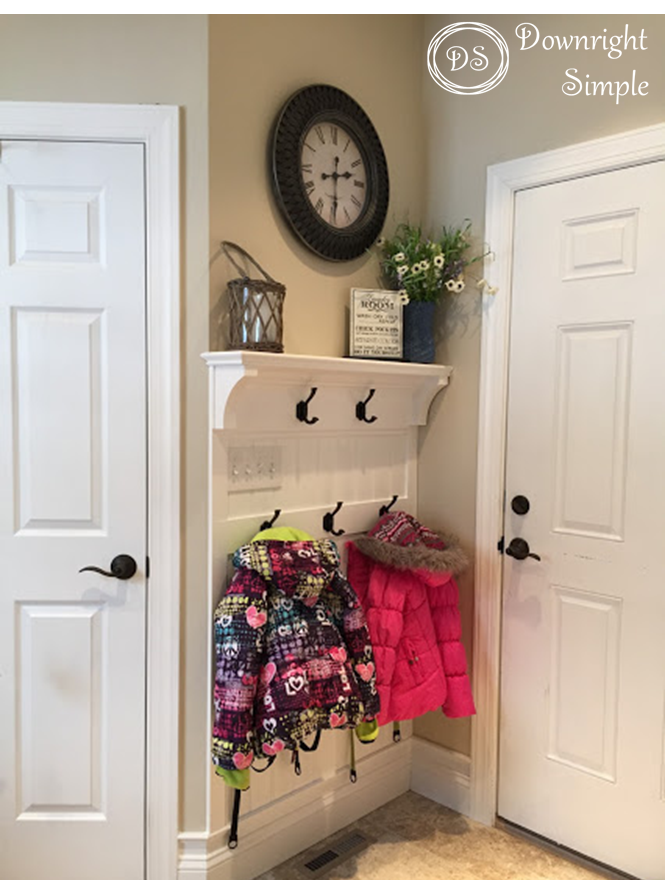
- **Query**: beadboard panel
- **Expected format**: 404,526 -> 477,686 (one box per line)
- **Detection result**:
203,351 -> 451,870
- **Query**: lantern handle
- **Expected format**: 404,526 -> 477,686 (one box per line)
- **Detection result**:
220,241 -> 277,284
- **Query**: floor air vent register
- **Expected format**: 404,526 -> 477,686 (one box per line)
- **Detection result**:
298,831 -> 372,877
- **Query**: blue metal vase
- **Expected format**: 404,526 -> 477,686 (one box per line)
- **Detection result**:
403,300 -> 436,363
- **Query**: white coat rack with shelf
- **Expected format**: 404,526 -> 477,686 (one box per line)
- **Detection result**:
200,350 -> 452,880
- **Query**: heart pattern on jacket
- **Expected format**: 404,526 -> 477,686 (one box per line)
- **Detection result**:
356,662 -> 375,682
262,739 -> 285,756
329,646 -> 347,663
246,605 -> 267,629
284,674 -> 306,696
260,661 -> 277,685
232,751 -> 253,770
330,712 -> 347,728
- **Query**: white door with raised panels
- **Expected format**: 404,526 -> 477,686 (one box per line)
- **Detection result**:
498,161 -> 665,879
0,140 -> 147,880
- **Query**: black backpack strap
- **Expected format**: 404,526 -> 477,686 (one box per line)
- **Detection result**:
228,788 -> 242,849
349,729 -> 357,783
299,730 -> 322,753
393,721 -> 401,743
251,755 -> 276,773
291,747 -> 302,776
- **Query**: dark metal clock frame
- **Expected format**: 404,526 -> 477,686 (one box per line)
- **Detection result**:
270,84 -> 390,262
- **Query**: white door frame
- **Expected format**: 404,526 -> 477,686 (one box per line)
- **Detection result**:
471,122 -> 665,826
0,102 -> 180,880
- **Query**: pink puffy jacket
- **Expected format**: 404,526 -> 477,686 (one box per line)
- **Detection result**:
346,516 -> 475,725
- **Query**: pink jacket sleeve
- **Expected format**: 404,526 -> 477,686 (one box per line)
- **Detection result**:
428,573 -> 476,718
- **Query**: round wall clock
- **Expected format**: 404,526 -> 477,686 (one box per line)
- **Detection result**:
271,84 -> 389,262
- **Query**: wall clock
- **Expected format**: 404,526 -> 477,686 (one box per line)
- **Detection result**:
271,84 -> 389,262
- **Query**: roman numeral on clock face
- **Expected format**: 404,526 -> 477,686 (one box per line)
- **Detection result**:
315,125 -> 325,144
301,163 -> 312,173
314,197 -> 324,214
351,158 -> 362,168
330,126 -> 338,145
304,179 -> 315,193
351,194 -> 362,209
353,179 -> 365,188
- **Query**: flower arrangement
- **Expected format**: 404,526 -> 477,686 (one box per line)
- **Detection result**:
376,221 -> 488,303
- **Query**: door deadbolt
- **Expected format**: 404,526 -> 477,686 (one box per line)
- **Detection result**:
511,495 -> 530,515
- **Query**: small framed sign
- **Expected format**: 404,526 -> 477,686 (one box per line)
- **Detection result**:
349,289 -> 403,360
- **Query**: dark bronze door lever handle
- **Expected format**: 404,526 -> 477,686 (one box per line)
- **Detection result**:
79,554 -> 138,580
505,538 -> 541,562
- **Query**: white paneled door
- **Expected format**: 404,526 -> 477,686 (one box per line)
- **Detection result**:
0,141 -> 146,880
499,162 -> 665,879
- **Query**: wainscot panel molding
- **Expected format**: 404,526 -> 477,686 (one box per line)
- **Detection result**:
195,350 -> 452,879
178,737 -> 412,880
411,738 -> 471,817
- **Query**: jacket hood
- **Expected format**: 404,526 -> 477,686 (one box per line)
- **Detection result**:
351,511 -> 468,576
233,538 -> 340,599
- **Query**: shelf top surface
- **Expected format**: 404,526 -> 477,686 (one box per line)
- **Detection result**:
202,350 -> 452,379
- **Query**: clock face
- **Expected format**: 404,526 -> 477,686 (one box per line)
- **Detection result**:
300,122 -> 368,229
271,85 -> 389,262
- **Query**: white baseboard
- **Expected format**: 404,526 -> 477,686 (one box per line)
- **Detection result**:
178,739 -> 411,880
410,738 -> 471,816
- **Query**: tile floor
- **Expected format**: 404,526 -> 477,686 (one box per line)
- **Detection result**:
256,791 -> 605,880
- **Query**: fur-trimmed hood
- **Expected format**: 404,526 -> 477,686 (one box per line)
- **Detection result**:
351,512 -> 468,576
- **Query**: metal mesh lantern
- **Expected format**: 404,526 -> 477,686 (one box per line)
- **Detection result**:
222,241 -> 285,353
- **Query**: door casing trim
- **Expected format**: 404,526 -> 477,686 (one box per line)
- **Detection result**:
472,122 -> 665,826
0,101 -> 180,880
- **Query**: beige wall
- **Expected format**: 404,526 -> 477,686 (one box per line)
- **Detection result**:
0,14 -> 210,831
415,14 -> 665,754
209,14 -> 425,355
7,11 -> 661,835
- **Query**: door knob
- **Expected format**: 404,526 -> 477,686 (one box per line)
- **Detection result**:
505,537 -> 541,562
79,554 -> 138,580
511,495 -> 530,515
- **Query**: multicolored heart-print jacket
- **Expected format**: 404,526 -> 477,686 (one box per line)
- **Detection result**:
212,533 -> 380,777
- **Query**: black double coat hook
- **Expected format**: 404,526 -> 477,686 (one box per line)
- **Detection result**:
260,509 -> 282,531
296,387 -> 319,425
323,501 -> 345,536
379,495 -> 399,516
356,388 -> 377,423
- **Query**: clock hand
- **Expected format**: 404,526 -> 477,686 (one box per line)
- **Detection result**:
321,170 -> 354,181
332,157 -> 339,227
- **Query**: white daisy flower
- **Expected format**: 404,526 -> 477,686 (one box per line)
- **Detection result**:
420,260 -> 431,271
394,252 -> 406,262
397,265 -> 409,278
434,254 -> 445,268
376,236 -> 385,247
446,274 -> 466,293
399,290 -> 410,305
410,263 -> 422,275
